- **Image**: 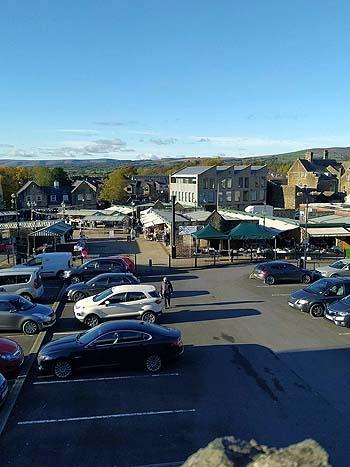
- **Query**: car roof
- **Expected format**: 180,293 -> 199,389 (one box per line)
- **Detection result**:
111,284 -> 155,293
1,267 -> 39,274
318,277 -> 350,282
97,320 -> 155,332
36,252 -> 71,257
93,272 -> 134,279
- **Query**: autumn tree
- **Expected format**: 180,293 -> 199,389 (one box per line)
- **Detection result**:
31,166 -> 51,186
100,166 -> 135,203
0,167 -> 20,207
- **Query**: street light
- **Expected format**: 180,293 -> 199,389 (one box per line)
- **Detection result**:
296,185 -> 318,269
11,193 -> 19,237
61,201 -> 66,219
27,200 -> 37,221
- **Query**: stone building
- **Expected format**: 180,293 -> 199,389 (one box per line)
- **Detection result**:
169,164 -> 268,211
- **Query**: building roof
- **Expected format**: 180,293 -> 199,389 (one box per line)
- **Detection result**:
228,222 -> 277,240
172,166 -> 214,176
29,221 -> 72,237
298,158 -> 341,175
192,224 -> 228,240
17,181 -> 40,195
71,180 -> 97,193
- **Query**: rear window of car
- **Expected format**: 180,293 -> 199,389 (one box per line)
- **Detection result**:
149,290 -> 161,298
0,274 -> 31,285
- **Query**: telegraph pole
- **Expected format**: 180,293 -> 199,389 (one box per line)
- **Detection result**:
171,194 -> 176,259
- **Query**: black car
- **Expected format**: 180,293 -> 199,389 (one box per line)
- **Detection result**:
37,320 -> 183,378
288,277 -> 350,317
66,273 -> 140,302
0,372 -> 8,406
325,295 -> 350,327
63,257 -> 128,283
250,261 -> 321,285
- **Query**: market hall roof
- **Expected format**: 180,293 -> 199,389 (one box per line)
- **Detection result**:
228,222 -> 277,240
192,224 -> 228,240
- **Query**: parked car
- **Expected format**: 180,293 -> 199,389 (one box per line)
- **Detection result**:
288,277 -> 350,317
0,267 -> 43,301
116,256 -> 135,273
250,261 -> 321,285
324,294 -> 350,327
66,273 -> 140,302
17,252 -> 73,279
74,284 -> 162,328
315,259 -> 350,278
63,257 -> 128,283
37,320 -> 183,379
0,372 -> 8,406
0,294 -> 56,335
0,338 -> 24,377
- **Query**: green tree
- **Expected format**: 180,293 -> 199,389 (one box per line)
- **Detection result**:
31,166 -> 51,186
100,166 -> 135,203
0,167 -> 20,207
49,167 -> 71,186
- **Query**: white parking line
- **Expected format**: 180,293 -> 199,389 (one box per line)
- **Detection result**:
338,332 -> 350,335
256,285 -> 295,288
18,408 -> 196,425
53,331 -> 79,336
33,373 -> 179,385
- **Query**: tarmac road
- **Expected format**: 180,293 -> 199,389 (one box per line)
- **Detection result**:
1,265 -> 350,466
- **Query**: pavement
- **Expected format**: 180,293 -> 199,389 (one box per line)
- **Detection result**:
2,239 -> 350,465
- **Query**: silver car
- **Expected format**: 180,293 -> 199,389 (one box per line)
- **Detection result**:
316,259 -> 350,278
0,294 -> 56,335
74,284 -> 163,328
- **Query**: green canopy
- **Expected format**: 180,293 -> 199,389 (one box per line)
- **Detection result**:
192,224 -> 228,240
228,222 -> 276,240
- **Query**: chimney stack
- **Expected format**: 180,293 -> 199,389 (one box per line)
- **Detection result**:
305,150 -> 314,162
323,149 -> 329,160
53,180 -> 59,188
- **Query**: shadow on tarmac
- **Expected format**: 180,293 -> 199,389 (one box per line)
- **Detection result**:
162,307 -> 261,324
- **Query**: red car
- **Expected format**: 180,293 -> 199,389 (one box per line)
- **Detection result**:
0,338 -> 24,377
112,255 -> 135,273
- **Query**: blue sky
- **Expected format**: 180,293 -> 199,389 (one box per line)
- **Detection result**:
1,0 -> 350,161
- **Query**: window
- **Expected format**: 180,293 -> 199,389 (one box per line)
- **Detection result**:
27,257 -> 43,266
327,284 -> 345,297
149,290 -> 161,298
127,291 -> 146,302
108,293 -> 127,304
203,178 -> 208,189
244,177 -> 249,188
50,194 -> 57,202
220,179 -> 226,189
226,191 -> 232,202
0,276 -> 16,286
117,330 -> 151,343
227,178 -> 232,189
171,177 -> 176,183
208,191 -> 214,203
26,196 -> 31,202
218,192 -> 223,204
85,260 -> 99,269
0,302 -> 11,311
238,177 -> 243,188
15,275 -> 31,284
78,194 -> 84,201
63,194 -> 69,202
251,190 -> 257,201
259,190 -> 265,200
261,177 -> 266,187
37,195 -> 42,202
90,277 -> 109,287
255,178 -> 259,188
234,191 -> 240,202
243,191 -> 249,201
93,332 -> 118,346
191,192 -> 195,202
190,177 -> 196,184
209,178 -> 215,189
184,192 -> 188,202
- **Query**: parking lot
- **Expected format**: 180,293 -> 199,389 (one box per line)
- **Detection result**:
2,265 -> 350,466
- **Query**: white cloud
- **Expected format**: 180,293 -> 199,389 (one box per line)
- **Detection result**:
55,129 -> 99,137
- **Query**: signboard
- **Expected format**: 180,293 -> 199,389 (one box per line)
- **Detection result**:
178,225 -> 198,235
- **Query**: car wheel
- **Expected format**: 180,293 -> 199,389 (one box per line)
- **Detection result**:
144,354 -> 162,373
84,314 -> 100,328
310,303 -> 325,318
73,291 -> 86,303
302,274 -> 311,284
56,270 -> 64,280
53,359 -> 72,379
21,293 -> 33,302
141,311 -> 156,323
71,276 -> 81,284
265,275 -> 275,285
22,320 -> 39,335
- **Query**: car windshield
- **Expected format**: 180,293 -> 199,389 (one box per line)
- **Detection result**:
77,327 -> 108,345
93,288 -> 112,302
329,261 -> 346,269
304,280 -> 333,295
14,297 -> 35,311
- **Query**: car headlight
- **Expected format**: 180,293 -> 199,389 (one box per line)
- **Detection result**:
0,353 -> 16,360
297,299 -> 309,305
39,354 -> 53,361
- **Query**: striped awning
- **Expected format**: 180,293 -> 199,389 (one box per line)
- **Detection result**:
29,222 -> 73,237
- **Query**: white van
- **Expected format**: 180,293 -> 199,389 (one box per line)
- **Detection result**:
19,252 -> 73,279
0,267 -> 44,301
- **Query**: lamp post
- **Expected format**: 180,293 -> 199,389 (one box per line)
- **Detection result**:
11,193 -> 19,237
296,185 -> 317,269
27,200 -> 37,221
61,201 -> 66,220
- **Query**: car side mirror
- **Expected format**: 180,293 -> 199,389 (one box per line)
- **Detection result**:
91,283 -> 96,287
84,266 -> 88,270
104,300 -> 110,305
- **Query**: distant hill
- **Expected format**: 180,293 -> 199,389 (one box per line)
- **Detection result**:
0,147 -> 349,173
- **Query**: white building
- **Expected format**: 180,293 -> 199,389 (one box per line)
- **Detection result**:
169,164 -> 267,210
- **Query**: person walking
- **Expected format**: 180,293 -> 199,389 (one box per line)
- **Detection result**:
161,276 -> 173,309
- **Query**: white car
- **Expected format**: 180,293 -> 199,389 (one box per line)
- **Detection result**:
74,284 -> 163,328
316,259 -> 350,278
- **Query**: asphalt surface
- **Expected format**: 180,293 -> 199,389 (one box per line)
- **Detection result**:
1,265 -> 350,466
